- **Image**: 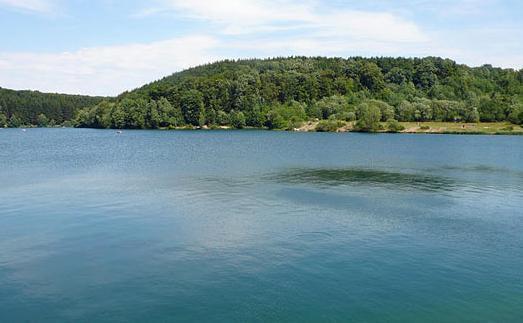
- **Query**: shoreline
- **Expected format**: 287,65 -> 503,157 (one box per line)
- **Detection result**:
5,122 -> 523,136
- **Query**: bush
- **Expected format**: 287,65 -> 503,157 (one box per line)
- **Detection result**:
0,113 -> 7,128
313,95 -> 351,119
355,103 -> 382,132
265,110 -> 287,129
287,116 -> 304,130
336,111 -> 357,121
230,111 -> 246,129
9,114 -> 22,128
62,120 -> 73,128
315,120 -> 345,132
37,113 -> 49,127
387,119 -> 405,132
420,125 -> 430,130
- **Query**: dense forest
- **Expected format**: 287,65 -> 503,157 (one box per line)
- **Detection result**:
3,57 -> 523,130
74,57 -> 523,131
0,88 -> 105,127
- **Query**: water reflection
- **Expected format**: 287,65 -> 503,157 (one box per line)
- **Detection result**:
270,168 -> 456,192
436,164 -> 523,177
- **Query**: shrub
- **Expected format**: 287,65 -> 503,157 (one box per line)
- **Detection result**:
315,120 -> 345,132
355,103 -> 382,132
387,119 -> 405,132
230,111 -> 246,129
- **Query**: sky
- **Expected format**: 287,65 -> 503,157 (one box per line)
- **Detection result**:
0,0 -> 522,96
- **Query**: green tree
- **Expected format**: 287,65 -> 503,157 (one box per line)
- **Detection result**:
358,62 -> 385,92
9,114 -> 22,128
157,97 -> 184,128
180,90 -> 205,126
91,101 -> 112,128
465,107 -> 480,123
265,110 -> 287,129
312,95 -> 351,119
414,59 -> 438,90
120,98 -> 146,129
230,111 -> 246,129
395,100 -> 416,121
0,112 -> 7,127
508,103 -> 523,124
412,99 -> 432,121
245,104 -> 266,127
385,67 -> 408,85
366,100 -> 394,121
356,103 -> 382,132
74,109 -> 91,127
216,110 -> 230,126
386,119 -> 405,132
146,100 -> 161,129
37,113 -> 49,127
111,104 -> 126,129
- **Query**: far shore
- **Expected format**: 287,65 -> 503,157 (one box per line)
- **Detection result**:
5,122 -> 523,135
185,121 -> 523,135
292,121 -> 523,135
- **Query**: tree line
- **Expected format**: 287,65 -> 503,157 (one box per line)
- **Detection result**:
2,57 -> 523,129
0,87 -> 105,128
75,57 -> 523,130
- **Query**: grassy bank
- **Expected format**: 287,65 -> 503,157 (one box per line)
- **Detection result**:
294,121 -> 523,135
398,122 -> 523,135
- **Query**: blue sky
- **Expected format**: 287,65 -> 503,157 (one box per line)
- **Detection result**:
0,0 -> 522,96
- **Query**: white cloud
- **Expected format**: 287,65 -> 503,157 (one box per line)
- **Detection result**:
0,0 -> 53,13
0,35 -> 221,96
0,0 -> 434,96
144,0 -> 427,42
141,0 -> 314,34
2,0 -> 520,97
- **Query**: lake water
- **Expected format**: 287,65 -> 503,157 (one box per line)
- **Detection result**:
1,129 -> 522,322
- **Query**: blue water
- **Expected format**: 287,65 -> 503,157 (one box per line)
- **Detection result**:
1,128 -> 522,322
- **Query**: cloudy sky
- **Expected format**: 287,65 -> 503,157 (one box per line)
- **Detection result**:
0,0 -> 522,96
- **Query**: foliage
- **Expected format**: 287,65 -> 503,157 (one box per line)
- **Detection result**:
310,95 -> 352,119
386,119 -> 405,132
0,112 -> 7,127
315,119 -> 345,132
4,56 -> 520,129
230,111 -> 246,129
37,114 -> 49,127
9,114 -> 22,128
265,110 -> 287,130
0,87 -> 105,127
180,90 -> 204,126
508,103 -> 523,125
355,103 -> 382,132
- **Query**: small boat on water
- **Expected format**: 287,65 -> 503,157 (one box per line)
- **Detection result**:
116,130 -> 123,134
21,129 -> 27,132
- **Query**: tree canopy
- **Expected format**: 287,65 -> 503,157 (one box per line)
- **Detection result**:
0,87 -> 105,127
3,56 -> 523,129
76,57 -> 522,130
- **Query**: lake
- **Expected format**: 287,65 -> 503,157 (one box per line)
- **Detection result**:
1,128 -> 522,322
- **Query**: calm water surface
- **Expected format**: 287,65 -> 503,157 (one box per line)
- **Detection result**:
1,129 -> 522,322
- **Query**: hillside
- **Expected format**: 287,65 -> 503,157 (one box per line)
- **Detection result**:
0,87 -> 106,127
18,57 -> 523,130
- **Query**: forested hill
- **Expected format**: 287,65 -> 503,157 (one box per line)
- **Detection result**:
0,87 -> 105,127
76,56 -> 523,130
